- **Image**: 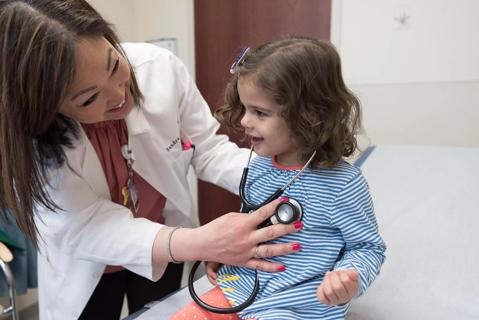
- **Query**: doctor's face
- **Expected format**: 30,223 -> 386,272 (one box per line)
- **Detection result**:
58,37 -> 134,123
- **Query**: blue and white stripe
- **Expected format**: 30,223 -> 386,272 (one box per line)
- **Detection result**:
217,156 -> 386,320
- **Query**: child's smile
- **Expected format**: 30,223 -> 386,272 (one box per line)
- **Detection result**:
249,135 -> 264,147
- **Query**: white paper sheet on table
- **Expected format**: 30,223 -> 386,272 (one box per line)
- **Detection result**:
135,276 -> 212,320
347,145 -> 479,320
135,145 -> 479,320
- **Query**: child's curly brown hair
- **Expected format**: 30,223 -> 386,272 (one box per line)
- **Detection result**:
215,36 -> 362,168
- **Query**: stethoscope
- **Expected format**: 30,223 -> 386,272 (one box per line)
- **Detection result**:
188,147 -> 316,314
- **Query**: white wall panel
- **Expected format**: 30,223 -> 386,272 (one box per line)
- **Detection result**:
335,0 -> 479,85
332,0 -> 479,147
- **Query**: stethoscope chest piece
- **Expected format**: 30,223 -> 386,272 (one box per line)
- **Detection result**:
258,198 -> 303,228
273,198 -> 303,224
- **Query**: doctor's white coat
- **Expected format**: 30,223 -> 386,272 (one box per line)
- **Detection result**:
35,43 -> 248,319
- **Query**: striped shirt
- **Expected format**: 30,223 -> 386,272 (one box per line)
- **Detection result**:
217,156 -> 386,320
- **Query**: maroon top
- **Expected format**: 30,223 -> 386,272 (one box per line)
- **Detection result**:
82,120 -> 166,273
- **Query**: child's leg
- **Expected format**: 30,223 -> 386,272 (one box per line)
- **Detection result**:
170,286 -> 240,320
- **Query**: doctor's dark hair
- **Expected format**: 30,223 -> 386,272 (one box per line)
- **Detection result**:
215,36 -> 361,168
0,0 -> 143,245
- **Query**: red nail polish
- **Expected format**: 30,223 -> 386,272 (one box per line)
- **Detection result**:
279,196 -> 289,202
294,221 -> 304,229
277,265 -> 286,271
292,243 -> 301,250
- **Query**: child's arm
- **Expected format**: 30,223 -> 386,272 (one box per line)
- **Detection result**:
317,269 -> 359,305
327,171 -> 386,300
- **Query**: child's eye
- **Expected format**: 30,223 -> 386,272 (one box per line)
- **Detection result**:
255,110 -> 267,117
82,93 -> 98,107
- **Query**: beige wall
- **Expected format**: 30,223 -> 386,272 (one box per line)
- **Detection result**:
332,0 -> 479,148
89,0 -> 195,75
88,0 -> 136,41
131,0 -> 195,74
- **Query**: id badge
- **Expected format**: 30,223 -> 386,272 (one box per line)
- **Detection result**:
128,179 -> 139,212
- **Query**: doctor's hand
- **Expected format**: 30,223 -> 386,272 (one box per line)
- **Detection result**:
181,198 -> 303,273
317,269 -> 359,305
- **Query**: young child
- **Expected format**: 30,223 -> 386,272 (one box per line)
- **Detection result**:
173,36 -> 386,320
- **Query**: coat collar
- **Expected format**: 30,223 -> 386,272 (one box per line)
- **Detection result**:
76,108 -> 191,218
74,107 -> 151,200
125,106 -> 152,135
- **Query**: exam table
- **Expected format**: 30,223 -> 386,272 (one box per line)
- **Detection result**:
128,144 -> 479,320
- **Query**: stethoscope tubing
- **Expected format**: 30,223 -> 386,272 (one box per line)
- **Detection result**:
188,261 -> 260,314
188,147 -> 316,314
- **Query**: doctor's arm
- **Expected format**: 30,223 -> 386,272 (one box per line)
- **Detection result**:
172,53 -> 249,194
154,198 -> 301,273
318,173 -> 386,305
38,162 -> 299,278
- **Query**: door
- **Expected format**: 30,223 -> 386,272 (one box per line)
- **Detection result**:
195,0 -> 331,224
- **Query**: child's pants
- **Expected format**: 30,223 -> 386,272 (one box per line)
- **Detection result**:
170,286 -> 256,320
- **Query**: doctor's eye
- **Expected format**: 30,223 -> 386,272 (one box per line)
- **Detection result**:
111,58 -> 120,75
82,93 -> 98,107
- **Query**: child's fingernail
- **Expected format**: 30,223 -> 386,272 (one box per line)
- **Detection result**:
292,243 -> 301,250
294,221 -> 304,229
277,265 -> 286,271
279,196 -> 289,202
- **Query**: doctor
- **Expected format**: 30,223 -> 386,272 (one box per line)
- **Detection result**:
0,1 -> 302,319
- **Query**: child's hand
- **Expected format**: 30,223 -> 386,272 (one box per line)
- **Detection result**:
205,261 -> 222,285
317,269 -> 359,305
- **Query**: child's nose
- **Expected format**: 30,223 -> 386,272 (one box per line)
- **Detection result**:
240,113 -> 251,129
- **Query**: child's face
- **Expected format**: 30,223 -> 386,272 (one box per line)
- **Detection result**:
238,76 -> 300,166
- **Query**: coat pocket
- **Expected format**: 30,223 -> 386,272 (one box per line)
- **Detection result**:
178,147 -> 194,173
